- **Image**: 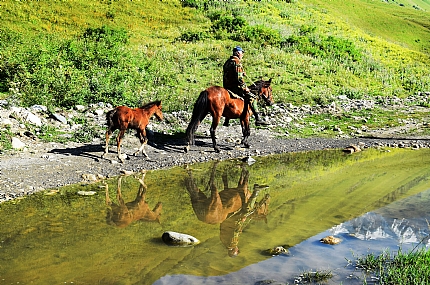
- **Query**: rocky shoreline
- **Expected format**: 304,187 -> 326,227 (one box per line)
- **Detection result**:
1,94 -> 429,203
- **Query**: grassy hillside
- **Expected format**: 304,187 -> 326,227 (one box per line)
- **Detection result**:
0,0 -> 429,113
303,0 -> 430,53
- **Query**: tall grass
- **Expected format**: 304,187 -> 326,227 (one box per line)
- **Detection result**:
0,0 -> 429,111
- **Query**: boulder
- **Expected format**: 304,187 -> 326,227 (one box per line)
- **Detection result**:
320,235 -> 341,245
162,231 -> 200,247
11,137 -> 26,149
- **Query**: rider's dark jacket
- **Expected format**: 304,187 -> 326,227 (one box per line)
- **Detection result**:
223,55 -> 247,95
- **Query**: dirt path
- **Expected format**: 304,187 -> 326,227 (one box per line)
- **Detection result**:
2,121 -> 430,203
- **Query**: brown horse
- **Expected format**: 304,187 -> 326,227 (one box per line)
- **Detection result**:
185,162 -> 270,256
185,161 -> 251,225
185,78 -> 274,153
102,100 -> 163,163
105,171 -> 162,228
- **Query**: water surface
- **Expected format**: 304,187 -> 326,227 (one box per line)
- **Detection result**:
1,148 -> 430,284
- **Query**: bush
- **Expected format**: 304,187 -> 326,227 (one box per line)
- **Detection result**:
0,27 -> 151,108
282,34 -> 362,62
177,30 -> 211,42
211,13 -> 247,35
235,25 -> 282,46
208,12 -> 281,46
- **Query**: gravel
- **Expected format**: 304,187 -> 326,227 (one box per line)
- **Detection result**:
1,96 -> 429,203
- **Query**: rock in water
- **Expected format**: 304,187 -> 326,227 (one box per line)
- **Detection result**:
162,231 -> 200,247
320,235 -> 341,245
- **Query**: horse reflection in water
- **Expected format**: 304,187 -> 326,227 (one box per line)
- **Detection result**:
185,162 -> 270,256
105,171 -> 162,228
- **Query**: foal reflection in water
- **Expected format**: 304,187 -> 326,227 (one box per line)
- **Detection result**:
105,171 -> 162,228
185,162 -> 270,257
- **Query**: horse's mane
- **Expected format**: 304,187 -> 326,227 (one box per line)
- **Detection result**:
250,79 -> 269,94
140,100 -> 162,109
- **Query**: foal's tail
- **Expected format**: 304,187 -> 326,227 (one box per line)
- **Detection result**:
105,108 -> 117,127
186,90 -> 208,146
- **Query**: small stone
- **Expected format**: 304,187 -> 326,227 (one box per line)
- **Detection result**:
25,112 -> 42,126
51,113 -> 68,124
242,156 -> 256,165
120,170 -> 134,176
0,118 -> 13,127
75,105 -> 86,111
77,191 -> 97,196
264,246 -> 289,256
81,173 -> 97,181
94,109 -> 104,116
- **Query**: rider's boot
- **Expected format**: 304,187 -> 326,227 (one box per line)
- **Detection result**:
250,101 -> 269,126
254,112 -> 270,126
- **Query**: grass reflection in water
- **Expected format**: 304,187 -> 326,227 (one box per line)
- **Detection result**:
1,148 -> 430,284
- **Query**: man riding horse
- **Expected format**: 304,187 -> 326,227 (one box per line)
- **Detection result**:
223,46 -> 270,126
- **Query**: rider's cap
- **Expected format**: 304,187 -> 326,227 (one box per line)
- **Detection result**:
233,46 -> 245,53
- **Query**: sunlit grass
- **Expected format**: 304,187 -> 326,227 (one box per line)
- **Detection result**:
1,0 -> 429,133
355,247 -> 430,284
274,108 -> 430,139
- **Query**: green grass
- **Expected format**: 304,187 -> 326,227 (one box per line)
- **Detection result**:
294,269 -> 334,284
0,0 -> 429,140
1,0 -> 430,110
0,127 -> 13,152
355,247 -> 430,284
272,107 -> 430,138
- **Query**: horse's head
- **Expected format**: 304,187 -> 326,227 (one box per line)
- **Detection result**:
252,78 -> 274,106
154,100 -> 164,121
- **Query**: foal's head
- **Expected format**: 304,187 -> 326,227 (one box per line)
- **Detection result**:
153,100 -> 163,121
144,100 -> 163,121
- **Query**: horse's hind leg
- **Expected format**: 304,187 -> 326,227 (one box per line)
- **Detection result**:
240,116 -> 251,148
210,116 -> 221,153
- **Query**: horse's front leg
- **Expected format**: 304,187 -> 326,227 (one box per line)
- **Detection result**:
134,129 -> 149,158
210,116 -> 221,153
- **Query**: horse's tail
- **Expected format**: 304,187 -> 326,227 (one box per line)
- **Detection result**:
186,90 -> 208,145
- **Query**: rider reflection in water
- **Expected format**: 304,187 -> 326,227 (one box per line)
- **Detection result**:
220,186 -> 271,257
223,46 -> 270,127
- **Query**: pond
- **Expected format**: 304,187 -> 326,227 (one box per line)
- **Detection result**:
1,147 -> 430,285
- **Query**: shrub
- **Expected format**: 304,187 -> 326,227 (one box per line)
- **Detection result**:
177,30 -> 211,42
282,34 -> 362,62
211,13 -> 247,35
0,27 -> 151,108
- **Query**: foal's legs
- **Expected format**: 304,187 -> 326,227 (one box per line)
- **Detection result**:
134,128 -> 149,158
102,129 -> 114,158
116,129 -> 126,162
